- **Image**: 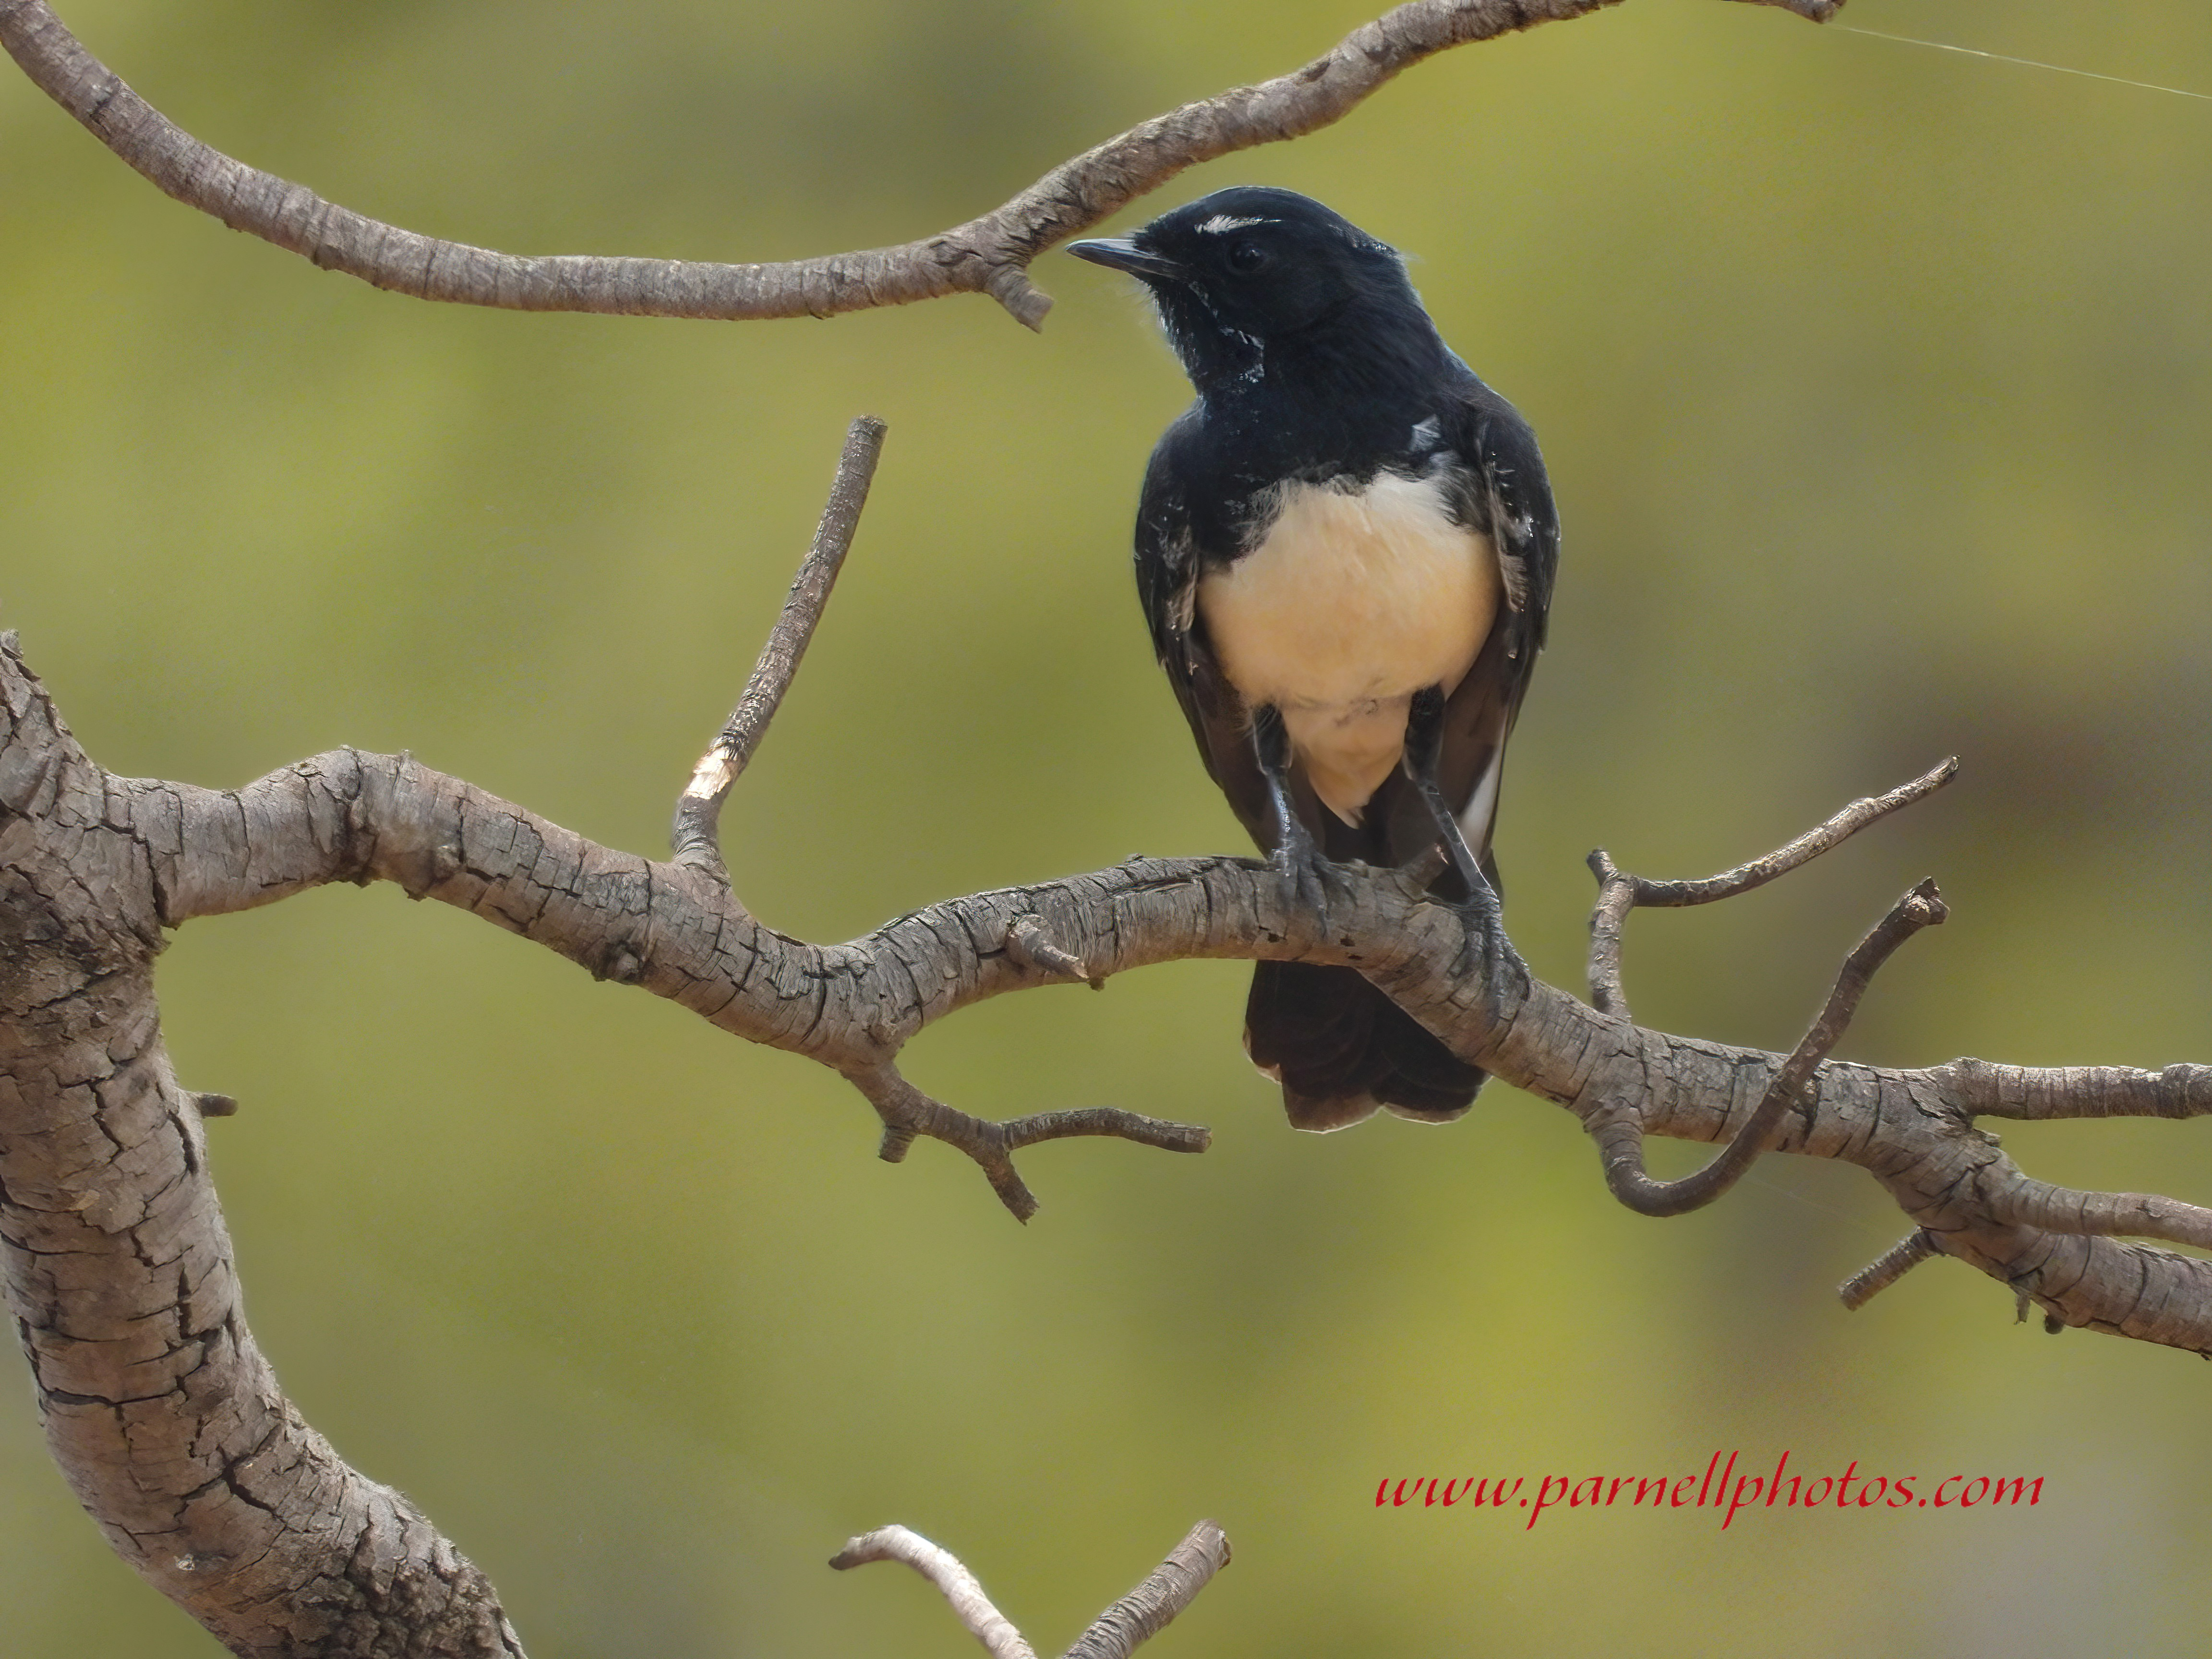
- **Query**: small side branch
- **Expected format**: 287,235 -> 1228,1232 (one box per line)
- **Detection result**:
850,1065 -> 1208,1223
1586,757 -> 1955,1018
1839,1228 -> 1942,1310
672,416 -> 885,881
830,1521 -> 1231,1659
1594,879 -> 1947,1218
1008,914 -> 1105,989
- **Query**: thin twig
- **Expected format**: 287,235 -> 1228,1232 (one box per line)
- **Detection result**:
830,1526 -> 1037,1659
0,0 -> 1840,330
1838,1227 -> 1941,1310
671,416 -> 885,880
1586,757 -> 1955,1017
1059,1521 -> 1232,1659
1595,878 -> 1947,1218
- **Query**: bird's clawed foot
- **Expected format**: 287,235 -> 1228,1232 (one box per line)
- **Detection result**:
1269,819 -> 1355,935
1441,876 -> 1528,1014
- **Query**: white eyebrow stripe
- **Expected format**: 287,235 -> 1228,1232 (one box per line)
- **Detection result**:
1196,215 -> 1274,234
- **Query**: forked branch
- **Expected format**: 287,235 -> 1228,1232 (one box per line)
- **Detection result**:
1585,756 -> 1958,1019
830,1521 -> 1230,1659
668,423 -> 1209,1216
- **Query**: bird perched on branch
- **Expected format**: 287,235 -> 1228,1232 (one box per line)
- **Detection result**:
1070,187 -> 1558,1131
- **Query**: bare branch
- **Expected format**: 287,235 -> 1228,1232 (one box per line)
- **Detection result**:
1937,1056 -> 2212,1122
1839,1228 -> 1942,1310
1059,1521 -> 1232,1659
849,1063 -> 1209,1223
671,416 -> 885,882
1593,878 -> 1947,1218
1586,756 -> 1956,1018
0,0 -> 1841,330
828,1520 -> 1231,1659
11,612 -> 2197,1355
1985,1180 -> 2212,1253
830,1526 -> 1037,1659
30,628 -> 2212,1654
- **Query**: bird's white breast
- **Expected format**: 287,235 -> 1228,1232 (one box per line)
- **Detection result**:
1197,471 -> 1498,825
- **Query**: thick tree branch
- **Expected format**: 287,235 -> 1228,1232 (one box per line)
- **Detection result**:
0,638 -> 527,1658
0,0 -> 1839,330
13,610 -> 2212,1351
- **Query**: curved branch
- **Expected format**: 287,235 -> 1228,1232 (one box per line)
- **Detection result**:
0,0 -> 1839,330
831,1526 -> 1037,1659
1594,878 -> 1947,1217
0,637 -> 528,1657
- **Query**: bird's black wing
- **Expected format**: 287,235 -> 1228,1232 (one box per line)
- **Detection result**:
1460,379 -> 1560,673
1133,410 -> 1285,847
1375,378 -> 1560,876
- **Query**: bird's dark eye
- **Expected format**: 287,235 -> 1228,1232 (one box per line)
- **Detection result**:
1227,241 -> 1269,274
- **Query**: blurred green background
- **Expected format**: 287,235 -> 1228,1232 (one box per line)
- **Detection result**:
5,1 -> 2212,1653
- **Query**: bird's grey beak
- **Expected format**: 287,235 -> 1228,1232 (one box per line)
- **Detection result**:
1067,237 -> 1183,281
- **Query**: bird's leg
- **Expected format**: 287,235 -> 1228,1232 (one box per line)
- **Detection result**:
1401,685 -> 1527,1000
1251,703 -> 1344,928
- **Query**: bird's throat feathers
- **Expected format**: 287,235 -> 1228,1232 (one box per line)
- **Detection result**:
1157,284 -> 1457,411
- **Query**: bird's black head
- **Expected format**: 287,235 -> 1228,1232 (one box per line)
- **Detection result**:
1069,187 -> 1439,395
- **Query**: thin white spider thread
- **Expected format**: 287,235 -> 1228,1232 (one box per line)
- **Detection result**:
1836,25 -> 2212,104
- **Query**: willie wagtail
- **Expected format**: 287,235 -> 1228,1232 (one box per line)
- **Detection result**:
1070,186 -> 1558,1131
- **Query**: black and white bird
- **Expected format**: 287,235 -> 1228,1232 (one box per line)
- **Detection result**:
1070,186 -> 1558,1132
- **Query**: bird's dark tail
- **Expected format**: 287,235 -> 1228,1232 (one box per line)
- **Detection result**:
1243,960 -> 1484,1132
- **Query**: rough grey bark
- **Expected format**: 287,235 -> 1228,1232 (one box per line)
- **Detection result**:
0,639 -> 526,1658
0,0 -> 1839,330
